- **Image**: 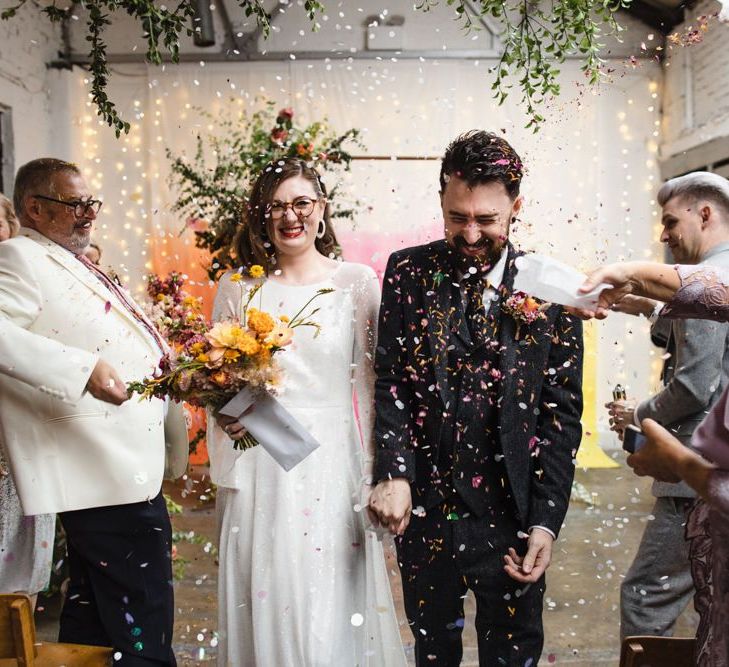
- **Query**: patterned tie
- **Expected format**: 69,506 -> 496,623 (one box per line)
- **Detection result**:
462,271 -> 490,346
76,253 -> 167,356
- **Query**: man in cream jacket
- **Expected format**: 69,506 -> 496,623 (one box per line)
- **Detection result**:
0,158 -> 187,666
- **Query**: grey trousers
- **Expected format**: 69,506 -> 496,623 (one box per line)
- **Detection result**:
620,496 -> 695,639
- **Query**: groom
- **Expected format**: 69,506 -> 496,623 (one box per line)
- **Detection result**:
369,130 -> 584,666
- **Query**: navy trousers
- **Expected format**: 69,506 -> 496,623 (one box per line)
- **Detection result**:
58,491 -> 176,666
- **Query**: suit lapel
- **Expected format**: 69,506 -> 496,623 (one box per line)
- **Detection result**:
425,242 -> 459,407
21,229 -> 159,352
497,246 -> 519,435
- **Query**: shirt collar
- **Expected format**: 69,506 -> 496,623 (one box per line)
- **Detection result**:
702,241 -> 729,261
483,248 -> 508,289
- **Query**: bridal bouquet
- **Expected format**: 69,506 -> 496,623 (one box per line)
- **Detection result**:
129,266 -> 332,451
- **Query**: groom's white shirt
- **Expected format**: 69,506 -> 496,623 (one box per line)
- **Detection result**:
0,227 -> 187,515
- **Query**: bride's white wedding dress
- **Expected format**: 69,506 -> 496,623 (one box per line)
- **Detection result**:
208,261 -> 406,667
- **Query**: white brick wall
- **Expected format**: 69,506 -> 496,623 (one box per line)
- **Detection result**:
0,2 -> 65,187
660,0 -> 729,158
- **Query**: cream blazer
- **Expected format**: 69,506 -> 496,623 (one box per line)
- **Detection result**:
0,228 -> 188,515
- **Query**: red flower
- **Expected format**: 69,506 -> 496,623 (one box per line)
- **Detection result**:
271,128 -> 289,144
296,142 -> 314,157
277,107 -> 294,121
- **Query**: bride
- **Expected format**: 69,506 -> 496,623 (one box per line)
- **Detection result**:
208,157 -> 406,666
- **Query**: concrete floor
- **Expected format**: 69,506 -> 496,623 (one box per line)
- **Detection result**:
35,453 -> 699,666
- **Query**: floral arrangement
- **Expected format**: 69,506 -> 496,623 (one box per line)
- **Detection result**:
144,272 -> 208,345
167,100 -> 362,280
129,267 -> 333,450
502,291 -> 549,326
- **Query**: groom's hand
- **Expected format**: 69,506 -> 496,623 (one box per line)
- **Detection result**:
503,528 -> 554,583
369,478 -> 412,536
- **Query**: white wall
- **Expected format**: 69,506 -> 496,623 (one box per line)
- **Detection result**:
661,0 -> 729,158
0,3 -> 67,190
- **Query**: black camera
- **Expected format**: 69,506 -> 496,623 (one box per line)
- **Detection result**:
623,426 -> 646,454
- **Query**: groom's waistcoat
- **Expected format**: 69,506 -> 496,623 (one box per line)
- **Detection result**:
428,281 -> 514,517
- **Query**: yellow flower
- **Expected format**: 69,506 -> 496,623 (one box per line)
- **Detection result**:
183,295 -> 200,309
249,265 -> 265,278
234,331 -> 261,356
156,294 -> 166,302
230,273 -> 244,283
189,341 -> 206,356
223,349 -> 241,362
278,315 -> 290,323
206,321 -> 243,349
195,353 -> 209,363
247,308 -> 275,336
265,324 -> 294,347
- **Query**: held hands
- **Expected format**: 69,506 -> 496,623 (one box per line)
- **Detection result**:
605,398 -> 637,439
503,528 -> 554,583
85,359 -> 129,405
626,418 -> 683,483
368,478 -> 412,536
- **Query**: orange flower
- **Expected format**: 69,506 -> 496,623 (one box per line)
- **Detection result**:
523,297 -> 540,313
247,308 -> 275,336
211,370 -> 229,386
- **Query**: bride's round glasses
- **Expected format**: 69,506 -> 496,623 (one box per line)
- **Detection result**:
266,197 -> 319,220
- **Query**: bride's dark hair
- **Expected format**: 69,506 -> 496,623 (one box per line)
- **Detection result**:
233,158 -> 341,270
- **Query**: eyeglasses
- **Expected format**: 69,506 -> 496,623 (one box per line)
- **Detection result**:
266,197 -> 320,221
33,194 -> 103,218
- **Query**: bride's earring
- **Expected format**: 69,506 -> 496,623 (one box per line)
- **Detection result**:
316,220 -> 326,239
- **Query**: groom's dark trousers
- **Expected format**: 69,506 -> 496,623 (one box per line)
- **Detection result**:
58,490 -> 176,666
397,499 -> 545,667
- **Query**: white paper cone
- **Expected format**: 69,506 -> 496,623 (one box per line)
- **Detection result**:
513,254 -> 611,309
219,387 -> 321,471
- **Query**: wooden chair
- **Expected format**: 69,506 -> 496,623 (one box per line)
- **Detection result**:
0,593 -> 112,666
620,635 -> 696,667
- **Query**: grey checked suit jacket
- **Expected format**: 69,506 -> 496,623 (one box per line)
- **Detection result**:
636,241 -> 729,497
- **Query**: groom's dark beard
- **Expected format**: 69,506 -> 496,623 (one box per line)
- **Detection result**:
450,235 -> 504,275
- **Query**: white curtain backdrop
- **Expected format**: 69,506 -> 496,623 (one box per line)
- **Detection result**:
54,57 -> 663,443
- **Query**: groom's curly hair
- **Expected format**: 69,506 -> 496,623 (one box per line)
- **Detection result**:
440,130 -> 524,200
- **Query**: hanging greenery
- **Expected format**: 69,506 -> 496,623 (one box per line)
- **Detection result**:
0,0 -> 631,133
436,0 -> 632,130
166,101 -> 362,280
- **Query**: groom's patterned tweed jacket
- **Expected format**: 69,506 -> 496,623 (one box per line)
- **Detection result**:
373,240 -> 584,538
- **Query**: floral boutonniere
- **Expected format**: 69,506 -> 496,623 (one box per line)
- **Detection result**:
502,291 -> 549,338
